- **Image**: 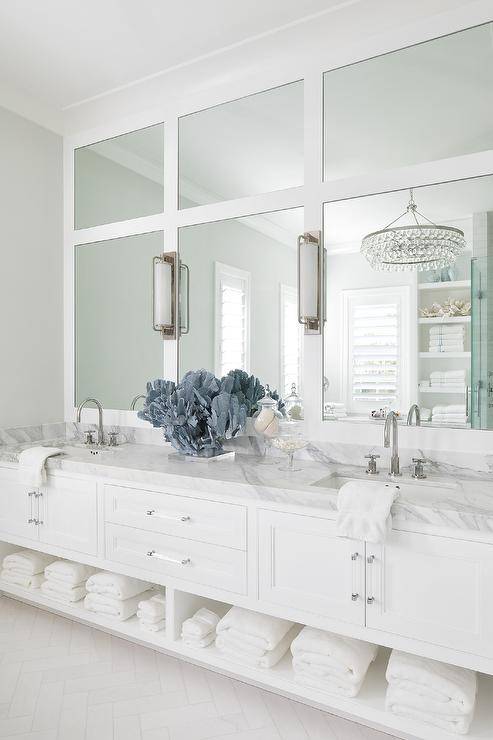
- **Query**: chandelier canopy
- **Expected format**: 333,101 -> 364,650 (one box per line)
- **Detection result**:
361,189 -> 466,272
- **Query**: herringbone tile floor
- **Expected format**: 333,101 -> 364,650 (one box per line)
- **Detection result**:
0,596 -> 399,740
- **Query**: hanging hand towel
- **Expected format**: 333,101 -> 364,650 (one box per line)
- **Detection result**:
336,480 -> 399,543
18,447 -> 63,487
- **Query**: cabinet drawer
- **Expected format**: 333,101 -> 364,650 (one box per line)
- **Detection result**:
105,523 -> 247,594
104,485 -> 246,550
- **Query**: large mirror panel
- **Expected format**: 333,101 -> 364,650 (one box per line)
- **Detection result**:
323,175 -> 493,429
324,23 -> 493,181
179,82 -> 303,208
179,208 -> 303,396
75,231 -> 164,409
74,124 -> 164,229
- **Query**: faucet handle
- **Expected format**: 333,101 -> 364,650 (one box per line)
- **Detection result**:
84,430 -> 95,446
365,453 -> 380,475
107,431 -> 119,447
412,458 -> 427,479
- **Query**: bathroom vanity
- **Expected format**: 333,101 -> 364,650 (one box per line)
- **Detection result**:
1,434 -> 493,740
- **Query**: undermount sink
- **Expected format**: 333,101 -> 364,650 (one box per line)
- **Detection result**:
312,472 -> 458,496
311,475 -> 359,490
62,444 -> 119,459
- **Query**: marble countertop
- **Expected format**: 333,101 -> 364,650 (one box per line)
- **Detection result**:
2,437 -> 493,537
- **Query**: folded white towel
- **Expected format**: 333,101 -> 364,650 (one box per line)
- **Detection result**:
428,345 -> 464,352
137,610 -> 165,625
1,569 -> 44,589
216,607 -> 294,652
430,371 -> 465,378
432,405 -> 467,414
216,631 -> 266,658
216,625 -> 298,669
137,594 -> 166,621
429,326 -> 465,335
84,591 -> 146,621
183,633 -> 215,648
386,687 -> 473,734
18,446 -> 63,487
386,651 -> 477,716
3,550 -> 55,576
41,577 -> 86,597
86,571 -> 152,600
41,580 -> 86,603
182,608 -> 220,639
291,627 -> 378,683
139,618 -> 166,633
432,416 -> 467,424
294,671 -> 364,698
44,560 -> 96,586
336,480 -> 399,543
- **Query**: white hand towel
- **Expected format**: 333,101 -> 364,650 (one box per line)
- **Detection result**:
86,571 -> 152,599
139,618 -> 166,633
18,446 -> 63,487
182,608 -> 220,639
429,326 -> 465,335
386,650 -> 477,715
44,560 -> 96,586
216,607 -> 294,652
3,550 -> 55,575
215,631 -> 266,658
291,627 -> 377,684
137,610 -> 165,625
41,577 -> 86,596
1,569 -> 44,589
386,687 -> 473,734
294,671 -> 364,698
183,633 -> 215,648
41,580 -> 86,603
216,625 -> 298,669
137,595 -> 166,621
84,591 -> 147,621
336,481 -> 399,543
293,653 -> 364,684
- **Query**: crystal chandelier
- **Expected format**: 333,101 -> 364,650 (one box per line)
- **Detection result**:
361,189 -> 466,272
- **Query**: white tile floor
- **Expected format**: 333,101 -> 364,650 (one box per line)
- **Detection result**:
0,596 -> 399,740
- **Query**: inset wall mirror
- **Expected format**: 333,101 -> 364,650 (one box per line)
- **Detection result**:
74,123 -> 164,229
179,81 -> 303,208
323,174 -> 493,430
75,231 -> 164,409
324,22 -> 493,181
179,207 -> 304,397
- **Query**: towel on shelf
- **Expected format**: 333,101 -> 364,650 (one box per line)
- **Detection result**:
386,687 -> 473,734
44,560 -> 96,586
86,571 -> 152,600
336,480 -> 399,543
182,608 -> 220,640
84,591 -> 146,621
41,580 -> 86,603
139,618 -> 166,633
137,593 -> 166,621
291,627 -> 378,684
183,633 -> 215,648
432,405 -> 467,414
428,345 -> 464,353
216,625 -> 298,669
386,650 -> 477,715
0,569 -> 44,589
294,671 -> 364,698
137,610 -> 165,625
17,446 -> 63,487
217,607 -> 294,652
432,416 -> 467,424
3,550 -> 55,575
429,325 -> 465,334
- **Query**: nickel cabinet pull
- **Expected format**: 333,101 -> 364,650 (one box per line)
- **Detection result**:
146,549 -> 191,566
351,551 -> 360,601
27,490 -> 35,524
367,554 -> 375,605
145,509 -> 191,523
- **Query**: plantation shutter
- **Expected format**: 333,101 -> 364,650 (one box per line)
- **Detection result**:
280,285 -> 302,396
215,264 -> 250,377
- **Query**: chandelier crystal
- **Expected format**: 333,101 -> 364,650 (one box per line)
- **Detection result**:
361,189 -> 466,272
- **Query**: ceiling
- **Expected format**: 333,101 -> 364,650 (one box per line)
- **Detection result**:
0,0 -> 347,114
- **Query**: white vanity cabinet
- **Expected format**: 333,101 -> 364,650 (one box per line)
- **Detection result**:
366,531 -> 493,658
258,509 -> 366,625
0,468 -> 39,542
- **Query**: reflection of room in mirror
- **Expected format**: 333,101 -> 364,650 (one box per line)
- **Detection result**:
179,208 -> 303,398
323,175 -> 493,429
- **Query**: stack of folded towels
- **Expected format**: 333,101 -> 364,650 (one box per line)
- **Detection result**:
1,549 -> 54,589
41,560 -> 96,603
216,606 -> 297,668
182,607 -> 220,648
432,404 -> 467,426
324,402 -> 347,419
429,325 -> 465,353
386,650 -> 477,734
84,571 -> 152,621
137,591 -> 166,632
291,626 -> 378,697
429,370 -> 466,390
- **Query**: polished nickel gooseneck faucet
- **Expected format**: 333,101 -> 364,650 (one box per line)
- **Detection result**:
384,410 -> 401,477
76,398 -> 104,446
406,403 -> 421,426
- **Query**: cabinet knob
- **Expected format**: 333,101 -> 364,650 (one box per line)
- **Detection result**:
367,596 -> 375,605
351,593 -> 359,601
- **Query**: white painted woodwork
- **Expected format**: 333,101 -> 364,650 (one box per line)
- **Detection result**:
258,509 -> 365,625
0,469 -> 37,542
104,484 -> 247,549
105,522 -> 248,594
38,476 -> 98,556
366,531 -> 493,658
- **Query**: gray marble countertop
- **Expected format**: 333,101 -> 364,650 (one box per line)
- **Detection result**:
2,436 -> 493,538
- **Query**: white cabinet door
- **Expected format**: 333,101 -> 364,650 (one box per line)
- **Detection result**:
0,469 -> 38,542
366,531 -> 493,658
258,510 -> 365,625
38,476 -> 98,556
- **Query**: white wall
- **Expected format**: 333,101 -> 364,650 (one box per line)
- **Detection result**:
0,105 -> 63,427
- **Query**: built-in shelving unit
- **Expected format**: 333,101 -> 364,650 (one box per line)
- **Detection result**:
419,352 -> 471,359
418,280 -> 471,291
418,387 -> 466,394
418,315 -> 470,324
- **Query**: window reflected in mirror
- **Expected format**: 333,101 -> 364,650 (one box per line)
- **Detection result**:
324,23 -> 493,181
179,81 -> 303,208
179,208 -> 304,397
75,232 -> 164,409
75,124 -> 164,229
323,175 -> 493,428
